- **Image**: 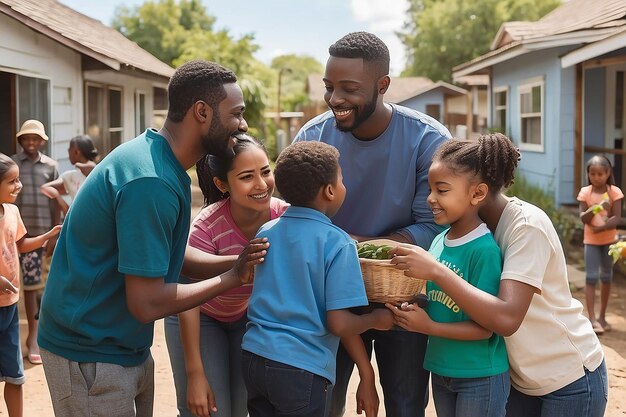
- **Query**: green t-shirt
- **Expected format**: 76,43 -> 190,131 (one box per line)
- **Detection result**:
425,224 -> 508,378
38,129 -> 191,366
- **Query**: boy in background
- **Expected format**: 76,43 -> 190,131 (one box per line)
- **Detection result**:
242,141 -> 393,417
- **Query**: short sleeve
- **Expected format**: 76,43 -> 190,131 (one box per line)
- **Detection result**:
11,205 -> 27,242
468,244 -> 502,296
325,242 -> 368,311
116,178 -> 181,277
501,225 -> 551,290
609,185 -> 624,202
576,186 -> 589,203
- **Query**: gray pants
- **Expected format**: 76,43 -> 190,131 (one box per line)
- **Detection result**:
41,348 -> 154,417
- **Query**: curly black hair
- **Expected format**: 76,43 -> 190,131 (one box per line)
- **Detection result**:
434,133 -> 521,193
274,141 -> 340,207
167,60 -> 237,123
195,133 -> 267,207
329,31 -> 390,77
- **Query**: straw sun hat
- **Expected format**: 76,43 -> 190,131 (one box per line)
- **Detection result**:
16,119 -> 48,141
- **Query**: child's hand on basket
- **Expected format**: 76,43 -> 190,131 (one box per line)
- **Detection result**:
232,238 -> 269,284
385,302 -> 432,334
389,244 -> 439,280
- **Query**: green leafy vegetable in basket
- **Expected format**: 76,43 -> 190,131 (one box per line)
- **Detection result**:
357,243 -> 393,259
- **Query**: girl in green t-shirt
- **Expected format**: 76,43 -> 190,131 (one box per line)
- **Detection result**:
386,136 -> 518,417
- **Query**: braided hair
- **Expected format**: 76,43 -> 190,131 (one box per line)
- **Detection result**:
434,133 -> 521,193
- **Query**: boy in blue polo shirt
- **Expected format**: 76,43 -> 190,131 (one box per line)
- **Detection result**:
241,141 -> 393,417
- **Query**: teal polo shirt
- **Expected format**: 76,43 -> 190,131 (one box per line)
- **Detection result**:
38,129 -> 191,366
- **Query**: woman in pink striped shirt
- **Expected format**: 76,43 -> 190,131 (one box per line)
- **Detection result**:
165,133 -> 288,417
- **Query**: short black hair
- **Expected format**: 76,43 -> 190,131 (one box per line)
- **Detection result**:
167,60 -> 237,123
275,141 -> 340,207
329,31 -> 390,77
434,133 -> 521,193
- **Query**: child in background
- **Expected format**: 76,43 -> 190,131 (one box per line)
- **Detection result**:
41,135 -> 99,215
577,155 -> 623,334
0,154 -> 61,416
10,120 -> 59,365
387,138 -> 509,417
165,133 -> 288,417
242,141 -> 393,417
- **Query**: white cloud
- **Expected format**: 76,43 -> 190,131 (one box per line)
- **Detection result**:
349,0 -> 409,75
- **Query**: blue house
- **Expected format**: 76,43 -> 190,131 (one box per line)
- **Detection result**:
453,0 -> 626,206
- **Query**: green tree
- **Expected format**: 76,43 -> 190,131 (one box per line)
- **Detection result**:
270,54 -> 324,112
401,0 -> 561,82
112,0 -> 266,127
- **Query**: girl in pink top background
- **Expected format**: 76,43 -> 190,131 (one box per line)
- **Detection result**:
577,155 -> 623,334
164,134 -> 288,417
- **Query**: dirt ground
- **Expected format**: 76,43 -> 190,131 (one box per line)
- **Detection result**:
3,180 -> 626,416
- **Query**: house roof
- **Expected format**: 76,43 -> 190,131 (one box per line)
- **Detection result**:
397,81 -> 467,105
454,0 -> 626,77
0,0 -> 174,79
307,74 -> 449,104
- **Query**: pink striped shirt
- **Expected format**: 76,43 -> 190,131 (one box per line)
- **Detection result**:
187,197 -> 288,322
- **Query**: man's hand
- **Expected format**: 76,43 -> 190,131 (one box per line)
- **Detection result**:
385,302 -> 432,334
232,238 -> 268,284
0,275 -> 18,295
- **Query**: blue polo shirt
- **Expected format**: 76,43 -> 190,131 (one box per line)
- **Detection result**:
294,104 -> 450,249
38,129 -> 191,366
242,206 -> 368,383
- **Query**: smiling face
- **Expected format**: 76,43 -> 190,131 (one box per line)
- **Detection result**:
18,134 -> 45,159
323,56 -> 381,135
215,146 -> 274,213
201,83 -> 248,155
427,161 -> 486,237
0,165 -> 22,205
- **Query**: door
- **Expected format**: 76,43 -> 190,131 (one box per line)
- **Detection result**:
607,65 -> 626,186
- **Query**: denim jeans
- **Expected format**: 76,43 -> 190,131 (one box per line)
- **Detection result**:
241,350 -> 333,417
330,328 -> 429,417
164,313 -> 248,417
505,360 -> 608,417
432,371 -> 510,417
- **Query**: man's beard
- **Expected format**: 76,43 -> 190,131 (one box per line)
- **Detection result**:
336,89 -> 379,133
201,109 -> 233,156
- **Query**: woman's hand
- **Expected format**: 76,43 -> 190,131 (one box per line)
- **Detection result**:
186,371 -> 217,417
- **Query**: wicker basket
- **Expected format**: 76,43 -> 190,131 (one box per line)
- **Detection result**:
358,239 -> 426,304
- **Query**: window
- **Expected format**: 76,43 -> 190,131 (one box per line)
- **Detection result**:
519,80 -> 543,151
85,83 -> 123,155
17,75 -> 51,154
153,86 -> 168,129
135,91 -> 146,135
493,88 -> 507,134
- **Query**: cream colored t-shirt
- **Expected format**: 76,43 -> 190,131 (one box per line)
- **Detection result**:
495,197 -> 604,396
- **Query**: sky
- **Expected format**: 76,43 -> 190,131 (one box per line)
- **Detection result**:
58,0 -> 410,75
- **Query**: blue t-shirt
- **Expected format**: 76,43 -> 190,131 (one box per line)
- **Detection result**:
38,129 -> 191,366
242,206 -> 368,383
294,104 -> 450,249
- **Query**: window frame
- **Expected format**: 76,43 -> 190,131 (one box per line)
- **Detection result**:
518,78 -> 544,152
493,86 -> 508,135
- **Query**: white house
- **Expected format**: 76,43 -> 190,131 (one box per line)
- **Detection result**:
0,0 -> 174,172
